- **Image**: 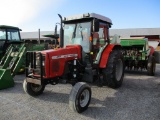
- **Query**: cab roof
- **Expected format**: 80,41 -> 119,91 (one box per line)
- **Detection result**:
0,25 -> 20,30
64,13 -> 112,24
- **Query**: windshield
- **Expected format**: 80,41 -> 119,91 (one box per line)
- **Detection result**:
7,29 -> 20,41
0,29 -> 6,40
64,22 -> 91,53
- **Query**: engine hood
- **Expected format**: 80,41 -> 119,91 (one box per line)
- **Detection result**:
41,45 -> 82,60
42,45 -> 82,78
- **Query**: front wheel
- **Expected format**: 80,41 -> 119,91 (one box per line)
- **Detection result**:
23,79 -> 45,96
69,82 -> 91,113
102,50 -> 124,88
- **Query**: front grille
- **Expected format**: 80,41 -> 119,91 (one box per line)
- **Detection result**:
26,52 -> 45,77
52,60 -> 60,72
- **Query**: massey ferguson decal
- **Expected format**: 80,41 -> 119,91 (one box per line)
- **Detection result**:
52,54 -> 78,59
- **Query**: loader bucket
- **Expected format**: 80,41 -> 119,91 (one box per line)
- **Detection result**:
0,69 -> 14,90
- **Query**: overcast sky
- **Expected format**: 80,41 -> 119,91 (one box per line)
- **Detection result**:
0,0 -> 160,32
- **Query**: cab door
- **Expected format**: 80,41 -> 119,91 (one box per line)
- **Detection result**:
92,22 -> 109,64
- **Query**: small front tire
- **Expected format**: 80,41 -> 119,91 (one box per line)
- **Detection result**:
23,79 -> 45,96
69,82 -> 91,113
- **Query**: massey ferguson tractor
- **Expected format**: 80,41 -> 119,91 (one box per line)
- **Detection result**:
23,13 -> 124,113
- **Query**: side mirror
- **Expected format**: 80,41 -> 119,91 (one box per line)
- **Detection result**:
93,19 -> 99,32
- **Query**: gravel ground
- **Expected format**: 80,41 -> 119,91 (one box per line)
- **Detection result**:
0,64 -> 160,120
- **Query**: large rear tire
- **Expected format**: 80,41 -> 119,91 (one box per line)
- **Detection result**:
69,82 -> 91,113
23,79 -> 45,96
147,55 -> 156,76
102,50 -> 124,88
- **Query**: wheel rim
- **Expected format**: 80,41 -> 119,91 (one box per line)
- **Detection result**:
31,84 -> 43,92
115,59 -> 123,81
79,89 -> 90,107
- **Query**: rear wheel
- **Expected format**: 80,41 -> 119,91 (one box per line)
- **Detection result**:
69,82 -> 91,113
23,79 -> 45,96
102,50 -> 124,88
147,55 -> 156,76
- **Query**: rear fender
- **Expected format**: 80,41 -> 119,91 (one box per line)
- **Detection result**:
149,46 -> 154,55
99,44 -> 121,68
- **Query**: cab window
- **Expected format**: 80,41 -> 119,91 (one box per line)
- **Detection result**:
0,29 -> 6,40
7,29 -> 20,41
92,23 -> 109,62
98,23 -> 108,47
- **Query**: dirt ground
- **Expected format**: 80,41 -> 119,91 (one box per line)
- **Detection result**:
0,64 -> 160,120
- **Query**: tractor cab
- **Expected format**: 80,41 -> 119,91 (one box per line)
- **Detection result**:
60,13 -> 112,65
0,25 -> 22,58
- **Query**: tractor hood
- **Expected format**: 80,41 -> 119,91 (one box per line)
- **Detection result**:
41,45 -> 82,60
41,45 -> 82,78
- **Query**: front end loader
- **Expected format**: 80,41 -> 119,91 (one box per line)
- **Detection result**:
0,43 -> 47,89
0,25 -> 50,89
23,13 -> 124,113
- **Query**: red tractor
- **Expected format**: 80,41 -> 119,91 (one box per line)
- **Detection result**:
23,13 -> 124,113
